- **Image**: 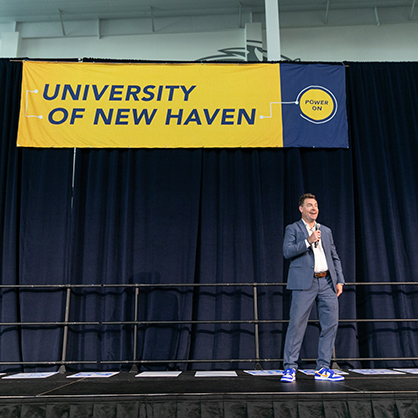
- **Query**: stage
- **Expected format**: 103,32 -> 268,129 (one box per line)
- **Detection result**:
0,370 -> 417,417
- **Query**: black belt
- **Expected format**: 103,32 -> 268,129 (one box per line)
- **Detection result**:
314,271 -> 329,278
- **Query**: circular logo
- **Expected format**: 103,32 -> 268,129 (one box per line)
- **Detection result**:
297,86 -> 337,124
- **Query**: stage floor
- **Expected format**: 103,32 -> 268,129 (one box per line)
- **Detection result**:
0,370 -> 417,417
0,369 -> 417,398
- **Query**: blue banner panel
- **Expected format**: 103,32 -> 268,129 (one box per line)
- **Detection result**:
280,63 -> 348,148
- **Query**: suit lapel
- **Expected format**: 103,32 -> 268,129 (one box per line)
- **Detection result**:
297,219 -> 309,240
321,228 -> 330,255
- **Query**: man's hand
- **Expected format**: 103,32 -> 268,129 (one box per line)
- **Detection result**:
308,230 -> 321,245
336,283 -> 344,297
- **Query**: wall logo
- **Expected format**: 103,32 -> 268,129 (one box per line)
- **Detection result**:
196,40 -> 267,62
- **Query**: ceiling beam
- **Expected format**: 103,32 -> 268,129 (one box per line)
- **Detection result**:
150,6 -> 155,32
239,3 -> 243,28
411,0 -> 416,20
325,0 -> 330,24
374,7 -> 380,26
58,9 -> 66,36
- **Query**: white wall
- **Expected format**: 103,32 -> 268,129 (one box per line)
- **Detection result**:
281,23 -> 418,62
2,18 -> 418,62
18,30 -> 246,61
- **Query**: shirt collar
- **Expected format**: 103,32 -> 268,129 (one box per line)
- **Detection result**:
301,218 -> 317,230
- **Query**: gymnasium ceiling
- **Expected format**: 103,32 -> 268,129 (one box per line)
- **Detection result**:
0,0 -> 416,28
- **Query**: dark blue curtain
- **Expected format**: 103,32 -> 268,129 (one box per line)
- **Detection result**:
0,60 -> 22,365
0,61 -> 73,369
68,148 -> 202,369
347,62 -> 418,366
1,59 -> 418,372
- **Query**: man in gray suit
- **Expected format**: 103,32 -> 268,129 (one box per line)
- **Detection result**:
281,193 -> 345,383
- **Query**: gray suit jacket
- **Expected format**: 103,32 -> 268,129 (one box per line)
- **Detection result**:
283,219 -> 345,291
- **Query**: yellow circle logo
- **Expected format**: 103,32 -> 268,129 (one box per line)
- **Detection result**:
297,86 -> 337,124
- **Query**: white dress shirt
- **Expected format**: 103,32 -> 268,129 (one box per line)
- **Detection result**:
302,219 -> 329,273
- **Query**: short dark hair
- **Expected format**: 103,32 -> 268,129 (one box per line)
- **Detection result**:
298,193 -> 316,207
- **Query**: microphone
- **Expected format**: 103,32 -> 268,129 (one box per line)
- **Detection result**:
314,223 -> 320,248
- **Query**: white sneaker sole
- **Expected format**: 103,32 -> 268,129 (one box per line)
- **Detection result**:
315,375 -> 344,381
281,378 -> 296,383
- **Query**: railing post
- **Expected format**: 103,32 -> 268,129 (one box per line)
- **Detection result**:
252,284 -> 262,370
129,285 -> 140,373
58,286 -> 71,374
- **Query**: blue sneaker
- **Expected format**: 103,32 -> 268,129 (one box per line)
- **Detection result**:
314,367 -> 344,381
281,368 -> 296,383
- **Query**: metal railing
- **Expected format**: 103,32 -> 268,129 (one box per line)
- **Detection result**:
0,281 -> 417,371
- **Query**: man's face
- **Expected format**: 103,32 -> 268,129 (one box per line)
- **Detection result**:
299,198 -> 318,224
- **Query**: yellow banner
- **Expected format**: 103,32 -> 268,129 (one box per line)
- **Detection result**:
17,61 -> 283,148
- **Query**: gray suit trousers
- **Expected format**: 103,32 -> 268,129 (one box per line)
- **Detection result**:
283,274 -> 338,370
